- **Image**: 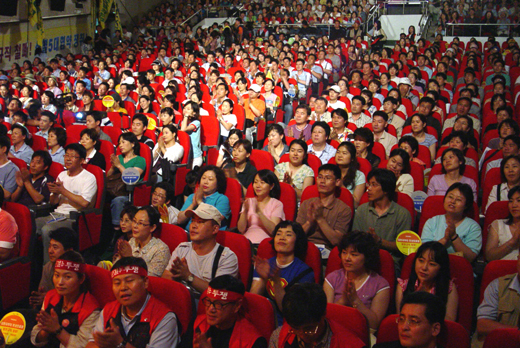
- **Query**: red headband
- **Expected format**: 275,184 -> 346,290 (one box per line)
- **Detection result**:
55,259 -> 85,273
206,286 -> 243,302
111,265 -> 148,279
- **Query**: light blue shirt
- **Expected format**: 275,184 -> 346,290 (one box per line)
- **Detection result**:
10,143 -> 34,164
187,120 -> 202,159
422,214 -> 482,255
308,143 -> 337,165
49,146 -> 65,165
181,191 -> 231,231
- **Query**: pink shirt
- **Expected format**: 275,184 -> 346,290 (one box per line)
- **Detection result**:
0,209 -> 18,253
241,197 -> 285,244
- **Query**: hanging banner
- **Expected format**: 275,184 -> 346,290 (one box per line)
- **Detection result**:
98,0 -> 114,29
114,0 -> 122,33
28,0 -> 45,46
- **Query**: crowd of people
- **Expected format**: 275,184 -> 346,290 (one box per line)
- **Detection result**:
2,0 -> 520,347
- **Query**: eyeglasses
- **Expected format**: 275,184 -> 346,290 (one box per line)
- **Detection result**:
132,220 -> 150,227
202,298 -> 236,310
317,175 -> 335,181
64,154 -> 80,159
288,323 -> 320,336
152,192 -> 167,199
396,317 -> 423,327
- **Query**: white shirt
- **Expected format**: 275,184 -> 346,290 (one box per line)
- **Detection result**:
55,169 -> 97,215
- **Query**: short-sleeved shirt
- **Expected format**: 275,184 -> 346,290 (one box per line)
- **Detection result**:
427,175 -> 477,202
182,191 -> 231,231
117,155 -> 146,182
421,214 -> 482,255
10,143 -> 34,164
54,169 -> 98,215
188,120 -> 202,159
241,197 -> 286,244
274,162 -> 314,191
308,143 -> 337,165
128,237 -> 171,277
0,208 -> 18,251
244,98 -> 266,121
325,269 -> 390,306
220,114 -> 237,137
296,197 -> 351,250
344,170 -> 366,193
477,274 -> 520,321
225,161 -> 257,190
284,124 -> 312,142
167,242 -> 239,295
49,147 -> 65,165
402,133 -> 437,148
0,160 -> 19,194
16,174 -> 54,206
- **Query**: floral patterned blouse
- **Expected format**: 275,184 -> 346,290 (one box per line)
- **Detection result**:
274,162 -> 315,190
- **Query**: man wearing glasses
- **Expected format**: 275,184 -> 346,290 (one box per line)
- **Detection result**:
270,283 -> 364,348
162,203 -> 239,297
373,292 -> 445,348
194,275 -> 266,348
35,143 -> 97,263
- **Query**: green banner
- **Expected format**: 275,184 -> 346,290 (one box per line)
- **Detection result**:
98,0 -> 114,29
27,0 -> 44,46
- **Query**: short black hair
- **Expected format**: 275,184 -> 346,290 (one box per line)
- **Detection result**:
445,182 -> 474,215
255,169 -> 281,199
270,221 -> 308,261
0,136 -> 11,154
353,128 -> 374,149
32,150 -> 52,171
399,135 -> 419,156
282,283 -> 327,327
197,165 -> 227,194
153,182 -> 174,203
133,113 -> 149,128
209,275 -> 245,295
367,168 -> 397,201
49,227 -> 78,251
65,143 -> 87,160
136,206 -> 160,227
400,291 -> 446,326
338,231 -> 380,273
233,139 -> 253,154
311,121 -> 331,138
440,148 -> 465,175
120,205 -> 138,220
49,128 -> 67,147
373,110 -> 388,122
389,148 -> 411,173
318,163 -> 341,180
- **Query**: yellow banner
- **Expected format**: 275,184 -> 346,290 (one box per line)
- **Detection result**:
27,0 -> 45,46
114,1 -> 122,33
98,0 -> 114,29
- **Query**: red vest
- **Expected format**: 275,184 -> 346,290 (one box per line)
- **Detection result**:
277,319 -> 365,348
194,314 -> 263,348
43,290 -> 100,334
102,295 -> 171,347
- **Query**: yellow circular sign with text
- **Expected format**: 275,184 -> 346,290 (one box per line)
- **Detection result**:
102,95 -> 115,108
396,231 -> 422,256
0,312 -> 26,344
147,117 -> 157,130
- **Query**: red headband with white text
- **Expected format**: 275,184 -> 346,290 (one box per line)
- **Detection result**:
111,265 -> 148,279
55,259 -> 85,273
206,286 -> 244,302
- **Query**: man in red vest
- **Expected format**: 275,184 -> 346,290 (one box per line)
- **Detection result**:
194,275 -> 267,348
270,283 -> 365,348
86,257 -> 179,348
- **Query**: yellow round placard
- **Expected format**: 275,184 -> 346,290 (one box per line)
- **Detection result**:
396,230 -> 422,255
0,312 -> 26,344
147,117 -> 157,130
102,95 -> 115,108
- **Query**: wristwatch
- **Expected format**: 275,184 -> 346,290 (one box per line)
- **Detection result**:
116,340 -> 127,348
187,273 -> 195,284
53,326 -> 62,336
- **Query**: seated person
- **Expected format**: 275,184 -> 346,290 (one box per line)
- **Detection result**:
354,127 -> 381,169
180,101 -> 203,168
250,221 -> 314,324
485,155 -> 520,213
486,186 -> 520,261
11,150 -> 54,206
435,131 -> 477,169
296,164 -> 352,257
483,134 -> 520,176
0,135 -> 20,200
152,124 -> 184,182
329,108 -> 354,142
86,111 -> 112,143
224,139 -> 258,195
217,129 -> 242,168
131,113 -> 155,150
402,114 -> 437,162
269,283 -> 365,348
372,111 -> 398,159
353,169 -> 412,269
151,182 -> 180,224
35,144 -> 97,264
194,275 -> 267,348
0,189 -> 18,262
238,170 -> 285,245
422,183 -> 481,263
474,254 -> 520,347
80,128 -> 106,171
307,121 -> 337,165
386,148 -> 414,197
29,227 -> 78,309
396,241 -> 458,321
87,257 -> 179,348
47,128 -> 66,165
335,141 -> 365,208
285,104 -> 312,141
274,139 -> 314,201
163,203 -> 239,296
31,251 -> 100,348
114,206 -> 170,277
108,133 -> 146,229
8,123 -> 34,164
35,111 -> 54,140
373,292 -> 446,348
428,148 -> 477,201
324,231 -> 390,332
178,165 -> 231,230
263,124 -> 289,165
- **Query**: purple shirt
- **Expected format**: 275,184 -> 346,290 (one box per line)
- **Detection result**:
284,123 -> 312,142
427,174 -> 477,202
325,269 -> 390,307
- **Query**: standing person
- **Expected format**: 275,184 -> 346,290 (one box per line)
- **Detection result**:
87,257 -> 179,348
242,84 -> 266,143
180,101 -> 203,168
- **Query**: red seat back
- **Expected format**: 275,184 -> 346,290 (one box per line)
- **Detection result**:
83,265 -> 115,308
200,116 -> 220,148
250,149 -> 275,172
155,223 -> 189,253
66,124 -> 87,144
481,168 -> 502,213
257,239 -> 322,283
480,260 -> 518,303
326,304 -> 370,346
482,201 -> 509,259
245,182 -> 297,221
483,328 -> 520,348
98,140 -> 115,171
32,134 -> 48,151
49,161 -> 64,179
418,196 -> 479,236
216,231 -> 252,289
101,126 -> 122,145
225,178 -> 243,229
